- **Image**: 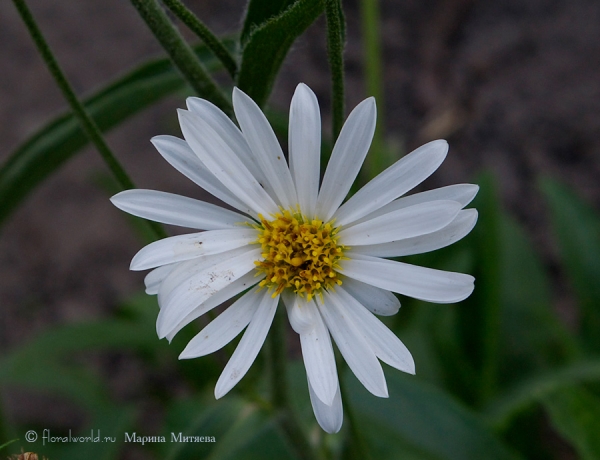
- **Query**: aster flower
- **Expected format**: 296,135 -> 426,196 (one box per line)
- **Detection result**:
111,83 -> 477,433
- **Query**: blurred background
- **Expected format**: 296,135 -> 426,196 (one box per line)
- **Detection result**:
1,0 -> 599,458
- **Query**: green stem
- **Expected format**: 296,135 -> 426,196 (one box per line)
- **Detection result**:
0,394 -> 16,450
269,305 -> 320,460
325,0 -> 346,141
338,364 -> 373,460
359,0 -> 386,179
130,0 -> 232,115
476,173 -> 502,406
12,0 -> 166,240
0,439 -> 19,452
162,0 -> 238,79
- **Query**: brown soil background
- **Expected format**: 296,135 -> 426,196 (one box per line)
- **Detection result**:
1,0 -> 599,456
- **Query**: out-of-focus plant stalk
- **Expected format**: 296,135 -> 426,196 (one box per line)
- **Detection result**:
325,0 -> 346,141
0,399 -> 16,452
477,174 -> 502,405
162,0 -> 238,79
130,0 -> 232,116
338,362 -> 373,460
269,306 -> 321,460
12,0 -> 167,240
359,0 -> 386,179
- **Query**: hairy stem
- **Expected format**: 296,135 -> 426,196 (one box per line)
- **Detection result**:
269,305 -> 320,460
325,0 -> 346,141
12,0 -> 166,240
359,0 -> 386,179
162,0 -> 238,78
130,0 -> 232,115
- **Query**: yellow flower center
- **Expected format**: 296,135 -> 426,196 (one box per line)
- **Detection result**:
254,209 -> 345,301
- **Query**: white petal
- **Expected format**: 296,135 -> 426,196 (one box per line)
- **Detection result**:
348,184 -> 479,227
341,277 -> 400,316
111,189 -> 250,230
289,83 -> 320,218
158,253 -> 234,307
144,263 -> 176,295
335,286 -> 414,374
340,252 -> 475,303
233,87 -> 297,209
353,209 -> 478,257
299,299 -> 338,405
315,98 -> 376,221
338,200 -> 462,246
333,140 -> 448,225
178,109 -> 278,216
151,135 -> 254,216
308,379 -> 343,434
184,98 -> 272,196
215,290 -> 279,398
282,290 -> 313,334
179,289 -> 262,359
157,247 -> 255,308
317,292 -> 388,397
165,271 -> 264,342
157,247 -> 262,338
130,228 -> 258,271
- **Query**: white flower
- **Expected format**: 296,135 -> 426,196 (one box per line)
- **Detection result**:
111,83 -> 477,433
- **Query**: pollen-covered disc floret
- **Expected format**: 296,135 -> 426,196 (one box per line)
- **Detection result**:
254,209 -> 345,300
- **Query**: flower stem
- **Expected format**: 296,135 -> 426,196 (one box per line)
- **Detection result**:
325,0 -> 346,142
476,174 -> 502,405
12,0 -> 166,240
336,359 -> 373,459
359,0 -> 386,179
269,305 -> 320,460
162,0 -> 238,79
129,0 -> 232,115
340,380 -> 373,459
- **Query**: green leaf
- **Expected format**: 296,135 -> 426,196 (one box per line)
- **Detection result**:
497,215 -> 578,382
0,317 -> 160,409
162,396 -> 299,460
486,360 -> 600,429
208,410 -> 299,460
237,0 -> 325,107
540,178 -> 600,352
162,397 -> 245,460
347,371 -> 521,460
542,386 -> 600,460
32,405 -> 136,460
241,0 -> 298,45
0,439 -> 18,451
0,43 -> 225,229
452,174 -> 502,405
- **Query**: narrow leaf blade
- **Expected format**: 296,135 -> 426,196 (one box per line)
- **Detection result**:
237,0 -> 325,106
0,44 -> 225,228
542,386 -> 600,460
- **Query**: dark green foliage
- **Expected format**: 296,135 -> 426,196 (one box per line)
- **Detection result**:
237,0 -> 325,107
0,44 -> 224,229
